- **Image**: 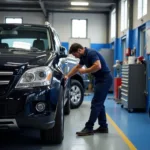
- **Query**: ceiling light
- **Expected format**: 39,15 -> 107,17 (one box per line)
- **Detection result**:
71,2 -> 89,6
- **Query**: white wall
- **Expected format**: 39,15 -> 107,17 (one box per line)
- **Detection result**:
108,12 -> 111,43
49,13 -> 107,43
117,0 -> 128,38
116,0 -> 150,38
133,0 -> 150,29
109,0 -> 123,40
0,12 -> 45,24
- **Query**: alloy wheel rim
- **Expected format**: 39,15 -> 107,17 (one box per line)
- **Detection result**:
70,85 -> 81,105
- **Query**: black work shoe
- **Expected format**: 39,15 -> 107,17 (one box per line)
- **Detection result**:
76,128 -> 94,136
93,127 -> 108,133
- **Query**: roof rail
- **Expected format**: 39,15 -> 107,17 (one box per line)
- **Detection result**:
45,21 -> 52,27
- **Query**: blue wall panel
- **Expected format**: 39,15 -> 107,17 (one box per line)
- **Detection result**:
126,30 -> 133,49
135,28 -> 140,56
61,42 -> 112,51
114,38 -> 122,61
132,29 -> 136,49
116,29 -> 140,59
90,43 -> 112,51
114,38 -> 118,61
61,42 -> 69,50
118,38 -> 122,60
146,21 -> 150,111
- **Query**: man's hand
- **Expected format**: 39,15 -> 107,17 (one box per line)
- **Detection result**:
64,75 -> 69,81
78,68 -> 86,74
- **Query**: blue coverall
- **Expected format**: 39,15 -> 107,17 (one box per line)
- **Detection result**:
79,47 -> 113,129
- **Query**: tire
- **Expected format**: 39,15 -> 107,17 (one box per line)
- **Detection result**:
64,91 -> 70,115
40,86 -> 64,144
70,80 -> 84,109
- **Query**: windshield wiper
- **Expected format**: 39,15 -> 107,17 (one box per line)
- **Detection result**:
30,47 -> 42,52
9,47 -> 30,52
8,47 -> 42,52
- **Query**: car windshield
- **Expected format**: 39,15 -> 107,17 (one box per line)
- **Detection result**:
0,24 -> 51,52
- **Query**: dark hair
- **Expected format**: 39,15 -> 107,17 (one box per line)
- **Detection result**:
69,43 -> 83,54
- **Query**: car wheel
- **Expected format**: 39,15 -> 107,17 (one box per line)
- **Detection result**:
64,90 -> 71,115
40,86 -> 64,144
70,80 -> 84,109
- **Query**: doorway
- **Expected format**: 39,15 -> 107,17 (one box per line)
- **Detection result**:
122,37 -> 126,61
139,27 -> 146,57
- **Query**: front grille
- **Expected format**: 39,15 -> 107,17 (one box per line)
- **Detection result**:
0,104 -> 6,117
0,100 -> 24,118
0,71 -> 14,96
0,66 -> 25,118
0,103 -> 15,118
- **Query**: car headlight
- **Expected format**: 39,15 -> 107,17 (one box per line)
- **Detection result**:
15,67 -> 52,88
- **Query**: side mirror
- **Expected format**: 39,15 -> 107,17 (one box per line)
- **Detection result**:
59,46 -> 68,58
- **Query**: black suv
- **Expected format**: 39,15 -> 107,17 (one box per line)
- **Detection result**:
0,23 -> 89,144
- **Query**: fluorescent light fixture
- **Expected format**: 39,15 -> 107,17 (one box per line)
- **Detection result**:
71,2 -> 89,6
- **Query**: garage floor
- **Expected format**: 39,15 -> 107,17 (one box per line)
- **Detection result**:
0,94 -> 132,150
1,93 -> 150,150
57,101 -> 130,150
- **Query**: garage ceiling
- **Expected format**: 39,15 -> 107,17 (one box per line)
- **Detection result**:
0,0 -> 116,17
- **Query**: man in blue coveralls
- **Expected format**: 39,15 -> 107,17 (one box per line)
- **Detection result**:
64,43 -> 113,136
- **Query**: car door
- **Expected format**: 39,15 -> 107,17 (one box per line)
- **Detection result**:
53,31 -> 70,104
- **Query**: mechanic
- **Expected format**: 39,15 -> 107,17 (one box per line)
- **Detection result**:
64,43 -> 113,136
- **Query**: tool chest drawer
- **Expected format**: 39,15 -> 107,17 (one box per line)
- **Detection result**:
120,64 -> 146,111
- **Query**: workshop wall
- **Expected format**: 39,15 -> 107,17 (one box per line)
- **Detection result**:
133,0 -> 150,29
49,12 -> 111,50
117,0 -> 129,39
114,28 -> 143,61
112,0 -> 150,61
0,11 -> 111,51
116,0 -> 150,39
0,12 -> 45,24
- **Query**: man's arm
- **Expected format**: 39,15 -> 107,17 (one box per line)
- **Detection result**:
66,64 -> 82,78
79,60 -> 101,74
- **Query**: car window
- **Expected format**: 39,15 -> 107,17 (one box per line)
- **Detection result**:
2,38 -> 49,50
0,25 -> 51,51
53,31 -> 61,52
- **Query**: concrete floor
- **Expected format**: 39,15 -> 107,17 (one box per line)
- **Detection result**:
0,101 -> 130,150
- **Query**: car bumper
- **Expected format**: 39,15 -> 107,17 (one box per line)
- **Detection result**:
17,114 -> 55,129
0,115 -> 55,130
0,86 -> 60,130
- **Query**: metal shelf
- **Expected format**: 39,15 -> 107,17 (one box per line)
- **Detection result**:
122,81 -> 128,84
121,97 -> 128,102
121,92 -> 128,97
121,89 -> 128,93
